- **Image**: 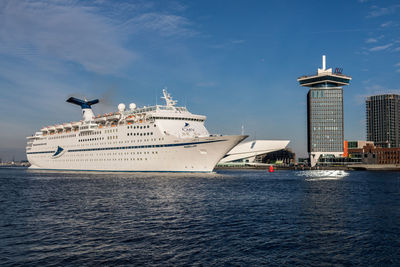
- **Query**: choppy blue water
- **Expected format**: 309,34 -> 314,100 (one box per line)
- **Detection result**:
0,168 -> 399,266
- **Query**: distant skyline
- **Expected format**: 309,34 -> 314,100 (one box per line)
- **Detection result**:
1,0 -> 400,160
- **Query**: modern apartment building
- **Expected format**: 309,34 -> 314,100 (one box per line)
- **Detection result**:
366,94 -> 400,148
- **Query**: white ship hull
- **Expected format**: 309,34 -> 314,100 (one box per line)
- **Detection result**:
28,135 -> 246,172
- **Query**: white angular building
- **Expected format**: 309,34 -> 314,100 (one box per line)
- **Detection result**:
218,140 -> 290,165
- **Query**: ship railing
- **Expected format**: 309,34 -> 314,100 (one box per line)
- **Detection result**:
176,107 -> 188,112
106,114 -> 121,121
157,106 -> 174,111
150,115 -> 205,122
79,121 -> 98,132
94,117 -> 107,123
26,134 -> 42,140
122,105 -> 188,116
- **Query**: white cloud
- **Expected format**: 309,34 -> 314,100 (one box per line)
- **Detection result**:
362,79 -> 372,84
369,43 -> 393,51
120,12 -> 195,37
365,38 -> 378,43
366,5 -> 398,18
0,0 -> 196,115
231,40 -> 245,44
208,39 -> 246,49
381,21 -> 393,27
367,6 -> 389,17
354,85 -> 400,104
0,0 -> 136,74
0,1 -> 195,74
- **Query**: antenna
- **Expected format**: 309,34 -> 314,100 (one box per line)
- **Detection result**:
241,124 -> 244,135
318,54 -> 332,74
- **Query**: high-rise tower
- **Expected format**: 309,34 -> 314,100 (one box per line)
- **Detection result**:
298,56 -> 351,167
366,94 -> 400,148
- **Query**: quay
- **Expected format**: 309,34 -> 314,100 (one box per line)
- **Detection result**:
216,164 -> 400,171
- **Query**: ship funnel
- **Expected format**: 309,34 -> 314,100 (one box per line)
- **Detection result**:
66,97 -> 99,121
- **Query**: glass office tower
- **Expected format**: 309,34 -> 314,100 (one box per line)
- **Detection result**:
298,56 -> 351,167
366,94 -> 400,148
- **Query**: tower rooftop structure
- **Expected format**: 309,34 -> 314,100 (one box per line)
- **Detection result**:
297,55 -> 351,87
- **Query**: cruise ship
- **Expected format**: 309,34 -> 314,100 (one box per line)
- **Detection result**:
26,90 -> 247,172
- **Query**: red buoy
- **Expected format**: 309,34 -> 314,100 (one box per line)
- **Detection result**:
269,165 -> 274,173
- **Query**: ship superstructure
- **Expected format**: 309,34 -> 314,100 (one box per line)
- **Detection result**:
26,90 -> 247,172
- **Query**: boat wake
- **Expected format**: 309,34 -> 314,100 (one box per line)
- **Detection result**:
296,170 -> 349,181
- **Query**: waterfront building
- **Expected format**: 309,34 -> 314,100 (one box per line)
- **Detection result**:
298,55 -> 351,167
257,148 -> 296,165
348,143 -> 400,165
347,140 -> 374,149
217,140 -> 290,166
366,94 -> 400,148
345,140 -> 374,164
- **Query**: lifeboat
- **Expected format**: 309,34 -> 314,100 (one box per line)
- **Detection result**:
94,116 -> 107,123
55,124 -> 64,130
125,115 -> 136,122
40,127 -> 48,133
47,126 -> 56,135
71,121 -> 80,128
63,123 -> 72,133
63,123 -> 72,129
107,113 -> 121,121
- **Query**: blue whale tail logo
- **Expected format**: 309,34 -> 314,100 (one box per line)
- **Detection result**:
52,146 -> 65,158
66,97 -> 99,109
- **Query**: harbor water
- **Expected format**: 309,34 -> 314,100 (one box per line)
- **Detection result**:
0,168 -> 399,266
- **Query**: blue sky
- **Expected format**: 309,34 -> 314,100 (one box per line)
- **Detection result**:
1,0 -> 400,161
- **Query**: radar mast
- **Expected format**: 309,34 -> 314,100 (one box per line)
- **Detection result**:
161,88 -> 177,107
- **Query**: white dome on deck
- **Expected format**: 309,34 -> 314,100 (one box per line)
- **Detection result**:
118,103 -> 126,112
